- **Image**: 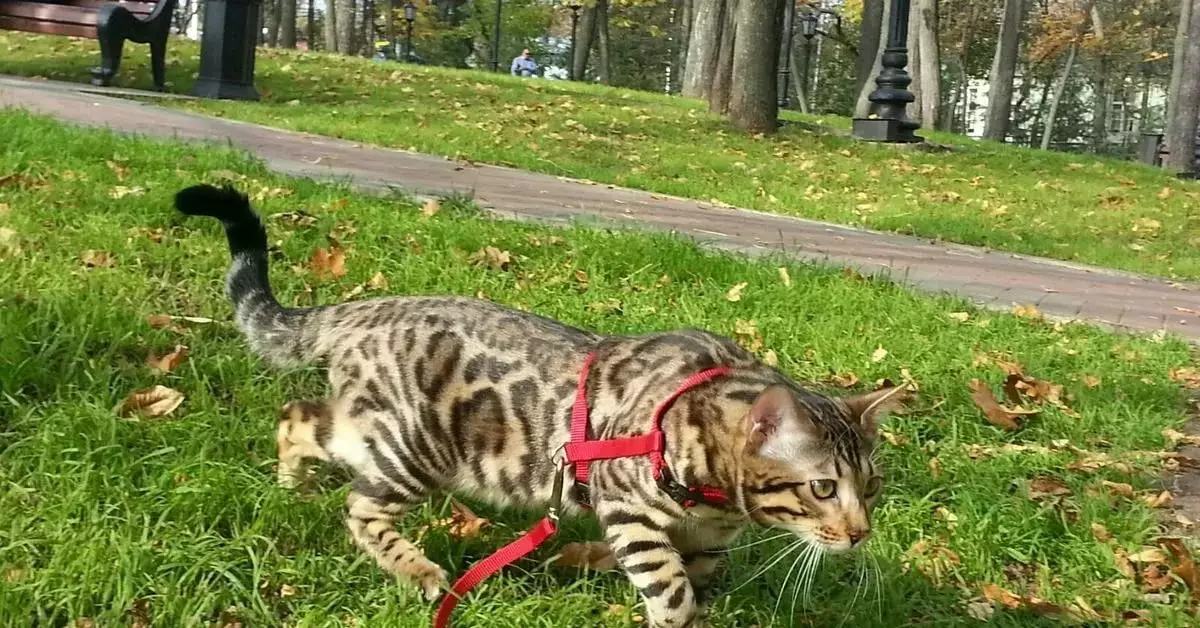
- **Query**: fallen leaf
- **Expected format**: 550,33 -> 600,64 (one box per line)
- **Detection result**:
127,598 -> 150,628
762,349 -> 778,367
948,312 -> 970,323
830,372 -> 860,388
1028,476 -> 1071,500
1013,304 -> 1041,319
468,247 -> 512,271
421,198 -> 441,217
1103,481 -> 1136,498
446,497 -> 488,538
777,267 -> 791,288
1141,563 -> 1174,592
1091,523 -> 1112,543
982,584 -> 1022,609
74,619 -> 96,628
928,457 -> 942,478
968,379 -> 1036,431
0,227 -> 20,257
2,566 -> 26,583
1157,187 -> 1173,200
725,282 -> 747,302
105,159 -> 129,181
965,600 -> 994,621
1160,537 -> 1200,601
366,272 -> 389,291
116,386 -> 185,419
1128,548 -> 1169,563
606,604 -> 626,616
1082,375 -> 1101,389
279,584 -> 297,598
1113,547 -> 1137,578
109,185 -> 145,199
146,314 -> 176,329
309,246 -> 347,279
1143,490 -> 1173,509
208,169 -> 243,181
1168,367 -> 1200,389
733,319 -> 763,353
80,250 -> 114,268
146,345 -> 188,374
553,541 -> 618,571
1176,514 -> 1195,529
871,347 -> 889,363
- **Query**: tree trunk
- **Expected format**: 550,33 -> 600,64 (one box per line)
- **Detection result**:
1165,0 -> 1200,172
1089,6 -> 1107,151
336,0 -> 356,55
1167,0 -> 1194,127
266,0 -> 281,46
789,23 -> 811,113
1040,44 -> 1075,150
908,1 -> 923,120
323,0 -> 338,52
917,0 -> 941,128
307,0 -> 315,49
279,0 -> 296,47
982,0 -> 1024,141
682,0 -> 725,99
573,5 -> 598,81
854,0 -> 891,118
596,0 -> 611,84
673,0 -> 693,93
709,0 -> 738,114
856,0 -> 884,101
729,0 -> 784,133
361,0 -> 374,57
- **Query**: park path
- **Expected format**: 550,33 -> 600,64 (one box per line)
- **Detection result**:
3,75 -> 1200,341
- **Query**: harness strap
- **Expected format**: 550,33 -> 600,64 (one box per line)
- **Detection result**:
431,353 -> 734,627
432,517 -> 557,628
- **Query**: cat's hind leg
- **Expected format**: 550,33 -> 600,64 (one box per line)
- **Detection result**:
347,477 -> 448,600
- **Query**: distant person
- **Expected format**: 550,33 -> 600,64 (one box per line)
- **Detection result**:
510,49 -> 538,77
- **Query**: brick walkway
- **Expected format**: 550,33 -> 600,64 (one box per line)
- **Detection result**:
3,75 -> 1199,341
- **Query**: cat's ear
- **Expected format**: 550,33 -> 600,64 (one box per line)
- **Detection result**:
745,385 -> 821,457
841,385 -> 909,437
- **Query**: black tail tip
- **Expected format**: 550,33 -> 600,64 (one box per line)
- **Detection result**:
174,184 -> 252,221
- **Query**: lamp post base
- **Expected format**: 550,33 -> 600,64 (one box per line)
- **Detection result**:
852,117 -> 921,143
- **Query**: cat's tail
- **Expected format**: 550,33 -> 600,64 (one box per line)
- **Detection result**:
175,184 -> 324,367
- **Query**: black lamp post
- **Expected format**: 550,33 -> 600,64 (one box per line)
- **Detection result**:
851,0 -> 920,142
777,0 -> 796,109
193,0 -> 261,100
489,0 -> 504,71
404,1 -> 416,61
568,3 -> 581,80
798,10 -> 817,108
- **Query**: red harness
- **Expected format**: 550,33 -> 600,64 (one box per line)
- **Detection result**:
432,353 -> 732,627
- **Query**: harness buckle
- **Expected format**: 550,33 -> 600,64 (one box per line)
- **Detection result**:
656,466 -> 695,505
548,464 -> 565,522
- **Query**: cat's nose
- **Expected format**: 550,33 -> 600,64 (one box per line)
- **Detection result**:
848,528 -> 871,546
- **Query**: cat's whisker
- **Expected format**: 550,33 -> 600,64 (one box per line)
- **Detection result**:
725,539 -> 805,596
721,532 -> 791,553
772,543 -> 814,622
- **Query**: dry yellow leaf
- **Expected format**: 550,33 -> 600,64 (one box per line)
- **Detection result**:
947,312 -> 969,323
146,345 -> 188,374
116,385 -> 185,419
1013,304 -> 1041,319
777,267 -> 791,288
421,198 -> 441,217
366,272 -> 389,291
725,282 -> 747,302
870,347 -> 888,363
80,250 -> 115,268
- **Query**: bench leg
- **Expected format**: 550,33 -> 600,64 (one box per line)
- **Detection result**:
91,5 -> 129,87
150,39 -> 166,92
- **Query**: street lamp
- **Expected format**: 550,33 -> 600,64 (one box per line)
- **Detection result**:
568,3 -> 582,80
797,10 -> 817,109
489,0 -> 504,71
851,0 -> 920,142
403,1 -> 416,62
778,0 -> 796,109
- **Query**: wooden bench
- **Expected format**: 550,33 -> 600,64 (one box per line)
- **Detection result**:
0,0 -> 177,91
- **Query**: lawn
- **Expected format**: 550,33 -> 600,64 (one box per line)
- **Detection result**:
2,33 -> 1200,282
2,109 -> 1200,627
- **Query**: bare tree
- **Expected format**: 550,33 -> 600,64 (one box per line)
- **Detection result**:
324,0 -> 339,52
709,0 -> 739,114
1041,0 -> 1095,150
266,0 -> 282,46
729,0 -> 784,132
1165,0 -> 1200,172
336,0 -> 357,55
596,0 -> 612,84
854,0 -> 891,118
279,0 -> 297,48
916,0 -> 941,128
672,0 -> 693,93
982,0 -> 1025,141
573,4 -> 598,81
682,0 -> 725,99
1167,0 -> 1194,126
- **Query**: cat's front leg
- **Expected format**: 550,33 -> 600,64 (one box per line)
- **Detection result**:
596,500 -> 702,628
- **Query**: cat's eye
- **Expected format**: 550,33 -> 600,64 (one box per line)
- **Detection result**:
864,476 -> 883,497
810,479 -> 837,500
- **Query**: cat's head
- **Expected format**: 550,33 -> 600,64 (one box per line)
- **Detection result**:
738,384 -> 905,552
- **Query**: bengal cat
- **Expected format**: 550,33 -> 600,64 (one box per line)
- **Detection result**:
175,184 -> 904,628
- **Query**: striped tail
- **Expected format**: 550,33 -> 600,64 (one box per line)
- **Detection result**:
174,184 -> 321,366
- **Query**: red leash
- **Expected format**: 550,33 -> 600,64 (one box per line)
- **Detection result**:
432,353 -> 732,627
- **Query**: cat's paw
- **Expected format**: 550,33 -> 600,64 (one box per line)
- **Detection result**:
401,558 -> 449,601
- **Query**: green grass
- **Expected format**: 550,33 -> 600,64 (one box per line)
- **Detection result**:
2,109 -> 1199,627
3,33 -> 1200,282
